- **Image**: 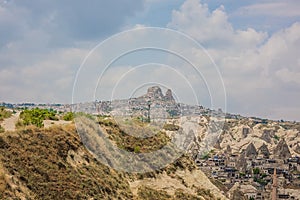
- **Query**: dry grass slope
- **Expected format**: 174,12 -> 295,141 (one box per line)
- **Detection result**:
0,120 -> 226,200
0,125 -> 132,199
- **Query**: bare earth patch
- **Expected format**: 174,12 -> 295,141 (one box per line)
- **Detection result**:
1,112 -> 20,132
43,119 -> 72,128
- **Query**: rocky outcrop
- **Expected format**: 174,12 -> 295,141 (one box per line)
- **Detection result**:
274,139 -> 291,159
141,86 -> 175,103
236,151 -> 247,172
145,86 -> 164,100
225,145 -> 232,154
295,143 -> 300,154
242,127 -> 250,138
164,89 -> 175,102
261,130 -> 273,143
258,143 -> 270,158
244,143 -> 257,158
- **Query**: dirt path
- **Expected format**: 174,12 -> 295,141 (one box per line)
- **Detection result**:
1,112 -> 20,132
0,112 -> 72,132
43,120 -> 72,128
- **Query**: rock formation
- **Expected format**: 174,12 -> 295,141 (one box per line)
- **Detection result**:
225,145 -> 232,154
145,86 -> 164,100
244,143 -> 257,158
236,151 -> 247,171
242,127 -> 250,138
295,143 -> 300,154
273,139 -> 291,159
164,89 -> 175,102
258,143 -> 270,158
140,86 -> 175,103
261,130 -> 273,143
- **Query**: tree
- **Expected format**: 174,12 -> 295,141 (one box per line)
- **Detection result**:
19,108 -> 59,128
253,167 -> 260,175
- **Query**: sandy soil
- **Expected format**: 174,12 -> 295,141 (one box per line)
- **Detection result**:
43,120 -> 72,128
129,170 -> 228,200
1,112 -> 20,132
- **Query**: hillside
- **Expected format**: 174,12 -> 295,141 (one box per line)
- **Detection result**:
0,123 -> 227,200
1,86 -> 300,199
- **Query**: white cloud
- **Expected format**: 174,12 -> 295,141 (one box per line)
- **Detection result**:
276,68 -> 300,84
0,47 -> 88,103
236,1 -> 300,17
167,0 -> 300,121
167,0 -> 267,49
1,0 -> 300,121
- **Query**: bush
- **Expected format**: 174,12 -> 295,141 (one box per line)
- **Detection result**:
0,125 -> 4,133
134,146 -> 141,153
196,188 -> 214,199
19,108 -> 59,128
163,123 -> 180,131
63,112 -> 74,121
15,120 -> 24,128
274,135 -> 280,141
201,152 -> 210,160
0,107 -> 12,121
253,167 -> 260,175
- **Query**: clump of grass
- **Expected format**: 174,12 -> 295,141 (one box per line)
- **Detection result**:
163,123 -> 180,131
98,117 -> 170,153
196,188 -> 215,200
0,167 -> 6,192
0,125 -> 4,133
0,107 -> 12,121
137,186 -> 171,200
274,134 -> 280,141
175,189 -> 202,200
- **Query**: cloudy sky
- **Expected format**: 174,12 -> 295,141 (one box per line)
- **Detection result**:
1,0 -> 300,121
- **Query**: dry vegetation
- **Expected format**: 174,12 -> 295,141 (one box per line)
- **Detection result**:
0,116 -> 224,199
0,107 -> 12,121
98,117 -> 170,153
0,125 -> 132,199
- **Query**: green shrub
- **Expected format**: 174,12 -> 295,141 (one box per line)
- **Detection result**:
63,112 -> 74,121
19,108 -> 59,128
274,135 -> 280,141
0,125 -> 4,133
0,107 -> 12,121
253,167 -> 260,175
134,146 -> 141,153
201,152 -> 210,160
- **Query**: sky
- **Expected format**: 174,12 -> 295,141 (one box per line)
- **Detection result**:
1,0 -> 300,121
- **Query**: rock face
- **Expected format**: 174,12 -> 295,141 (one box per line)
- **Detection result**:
141,86 -> 175,103
258,143 -> 270,158
242,127 -> 250,138
225,145 -> 232,154
146,86 -> 164,100
236,151 -> 247,171
295,143 -> 300,154
164,89 -> 175,102
261,130 -> 273,143
274,139 -> 291,159
244,143 -> 257,158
